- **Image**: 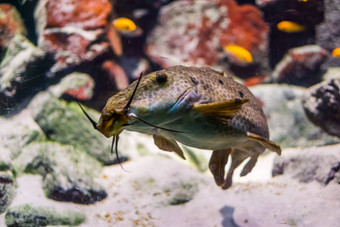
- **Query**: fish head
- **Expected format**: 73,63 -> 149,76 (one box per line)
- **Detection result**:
96,107 -> 128,138
96,66 -> 197,136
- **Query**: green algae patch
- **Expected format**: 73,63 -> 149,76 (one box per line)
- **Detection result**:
5,204 -> 85,226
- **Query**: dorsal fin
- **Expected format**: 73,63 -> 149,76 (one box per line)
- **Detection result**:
193,98 -> 249,122
247,132 -> 282,155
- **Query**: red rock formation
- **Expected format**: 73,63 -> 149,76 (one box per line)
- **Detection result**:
219,0 -> 269,60
146,0 -> 269,78
101,60 -> 129,90
35,0 -> 113,73
45,0 -> 111,29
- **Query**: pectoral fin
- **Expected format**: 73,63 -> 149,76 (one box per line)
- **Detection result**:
247,132 -> 282,155
193,98 -> 249,122
153,134 -> 186,160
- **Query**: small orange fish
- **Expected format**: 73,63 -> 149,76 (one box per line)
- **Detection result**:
243,75 -> 266,87
223,45 -> 253,63
112,17 -> 143,37
332,48 -> 340,58
277,21 -> 306,33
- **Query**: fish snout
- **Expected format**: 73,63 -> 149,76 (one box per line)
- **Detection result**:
96,117 -> 115,138
96,113 -> 129,138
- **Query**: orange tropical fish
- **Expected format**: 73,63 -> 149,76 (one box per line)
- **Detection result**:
277,21 -> 306,33
223,45 -> 253,63
243,75 -> 266,87
112,17 -> 142,37
332,48 -> 340,57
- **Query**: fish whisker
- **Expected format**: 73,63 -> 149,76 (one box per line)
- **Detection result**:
76,97 -> 97,130
128,113 -> 186,133
123,72 -> 143,114
110,135 -> 115,155
111,134 -> 129,172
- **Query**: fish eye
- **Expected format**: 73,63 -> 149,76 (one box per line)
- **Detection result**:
155,72 -> 167,84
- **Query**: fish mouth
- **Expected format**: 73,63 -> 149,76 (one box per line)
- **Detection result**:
96,113 -> 128,138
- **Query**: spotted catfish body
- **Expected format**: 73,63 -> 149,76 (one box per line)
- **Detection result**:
95,65 -> 281,189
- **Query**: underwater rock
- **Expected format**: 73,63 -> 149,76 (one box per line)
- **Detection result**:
101,60 -> 129,90
48,72 -> 95,100
14,142 -> 107,204
28,91 -> 115,164
106,156 -> 207,208
34,0 -> 112,73
0,171 -> 16,214
269,45 -> 328,86
0,110 -> 45,166
119,56 -> 150,80
5,204 -> 85,226
146,0 -> 269,78
0,34 -> 47,113
273,144 -> 340,185
0,114 -> 40,212
250,84 -> 339,148
0,4 -> 27,52
316,0 -> 340,68
322,67 -> 340,81
302,79 -> 340,138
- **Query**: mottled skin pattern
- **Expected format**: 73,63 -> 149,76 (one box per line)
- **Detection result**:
96,65 -> 281,189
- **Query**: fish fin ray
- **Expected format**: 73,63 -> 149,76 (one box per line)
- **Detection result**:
209,149 -> 231,187
153,134 -> 186,160
247,132 -> 282,155
193,98 -> 249,122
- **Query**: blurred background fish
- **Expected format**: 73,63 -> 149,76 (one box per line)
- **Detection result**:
332,48 -> 340,58
112,17 -> 143,37
276,21 -> 306,33
223,44 -> 253,63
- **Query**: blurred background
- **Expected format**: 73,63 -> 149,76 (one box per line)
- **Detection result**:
0,0 -> 340,226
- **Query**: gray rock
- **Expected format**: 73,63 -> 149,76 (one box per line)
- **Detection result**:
5,204 -> 85,226
28,91 -> 115,164
14,142 -> 107,204
323,67 -> 340,81
0,171 -> 16,214
316,0 -> 340,68
0,34 -> 47,113
273,145 -> 340,185
48,72 -> 95,100
112,156 -> 208,209
302,78 -> 340,138
0,110 -> 45,172
269,45 -> 328,86
0,110 -> 45,214
250,84 -> 339,148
